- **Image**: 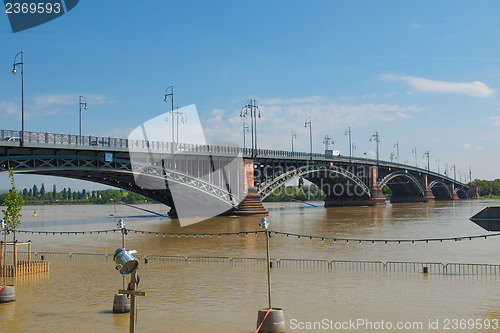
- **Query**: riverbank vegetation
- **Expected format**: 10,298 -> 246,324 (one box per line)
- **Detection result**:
0,184 -> 151,205
0,178 -> 499,206
472,179 -> 500,198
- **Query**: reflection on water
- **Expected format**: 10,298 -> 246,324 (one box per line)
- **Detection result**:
0,200 -> 499,332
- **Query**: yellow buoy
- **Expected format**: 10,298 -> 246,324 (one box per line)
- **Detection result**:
33,211 -> 37,217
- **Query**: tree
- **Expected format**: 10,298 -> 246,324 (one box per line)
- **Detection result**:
40,183 -> 46,197
1,169 -> 24,240
52,184 -> 57,200
32,184 -> 39,197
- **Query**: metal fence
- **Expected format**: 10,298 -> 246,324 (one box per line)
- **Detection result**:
4,251 -> 498,276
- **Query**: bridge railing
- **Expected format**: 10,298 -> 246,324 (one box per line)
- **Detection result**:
0,129 -> 468,187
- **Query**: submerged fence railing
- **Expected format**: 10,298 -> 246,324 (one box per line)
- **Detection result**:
6,251 -> 500,276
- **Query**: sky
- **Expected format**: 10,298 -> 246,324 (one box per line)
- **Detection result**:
1,0 -> 500,191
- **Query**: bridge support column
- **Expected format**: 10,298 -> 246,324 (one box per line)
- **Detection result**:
423,174 -> 435,202
232,159 -> 268,216
467,187 -> 479,199
368,166 -> 386,206
451,183 -> 460,200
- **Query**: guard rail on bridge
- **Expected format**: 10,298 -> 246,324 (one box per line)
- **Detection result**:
0,129 -> 468,188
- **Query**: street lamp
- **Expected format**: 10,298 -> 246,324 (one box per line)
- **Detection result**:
345,127 -> 352,163
436,157 -> 440,174
305,117 -> 312,160
174,107 -> 187,145
12,51 -> 24,146
394,141 -> 400,164
369,131 -> 380,165
164,86 -> 174,153
242,123 -> 249,149
291,131 -> 297,153
390,152 -> 395,162
79,96 -> 88,145
423,150 -> 430,171
412,147 -> 418,168
240,99 -> 261,157
114,247 -> 144,333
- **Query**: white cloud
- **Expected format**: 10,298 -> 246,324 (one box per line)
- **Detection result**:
203,95 -> 423,151
460,143 -> 484,152
0,101 -> 18,115
26,93 -> 113,117
411,22 -> 422,29
380,73 -> 494,97
490,116 -> 500,127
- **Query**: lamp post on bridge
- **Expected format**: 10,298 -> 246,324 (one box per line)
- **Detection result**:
240,99 -> 261,158
291,131 -> 297,153
394,141 -> 400,164
174,107 -> 187,145
451,164 -> 456,181
79,96 -> 88,145
304,117 -> 312,161
412,147 -> 418,168
323,134 -> 333,151
345,127 -> 352,163
390,152 -> 395,162
352,143 -> 356,158
11,51 -> 24,146
436,157 -> 440,174
164,86 -> 174,153
369,131 -> 380,165
242,123 -> 249,149
423,150 -> 430,171
444,163 -> 449,177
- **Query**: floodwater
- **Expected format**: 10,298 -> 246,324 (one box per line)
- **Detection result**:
1,200 -> 500,332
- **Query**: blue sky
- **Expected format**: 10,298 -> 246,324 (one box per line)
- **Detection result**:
1,1 -> 500,190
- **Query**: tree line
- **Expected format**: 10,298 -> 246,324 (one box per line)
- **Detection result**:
0,183 -> 152,205
472,179 -> 500,198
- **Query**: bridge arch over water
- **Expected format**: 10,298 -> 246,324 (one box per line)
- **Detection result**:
258,164 -> 370,200
0,129 -> 475,215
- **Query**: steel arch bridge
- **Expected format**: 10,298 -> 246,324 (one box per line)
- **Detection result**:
0,129 -> 474,215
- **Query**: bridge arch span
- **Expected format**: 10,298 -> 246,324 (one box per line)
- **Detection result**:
378,171 -> 425,199
0,155 -> 240,214
258,164 -> 370,200
455,187 -> 468,199
428,180 -> 453,200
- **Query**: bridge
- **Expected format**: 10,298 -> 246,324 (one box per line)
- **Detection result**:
0,129 -> 475,217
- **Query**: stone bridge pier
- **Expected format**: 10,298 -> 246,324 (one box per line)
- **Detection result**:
231,159 -> 268,216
